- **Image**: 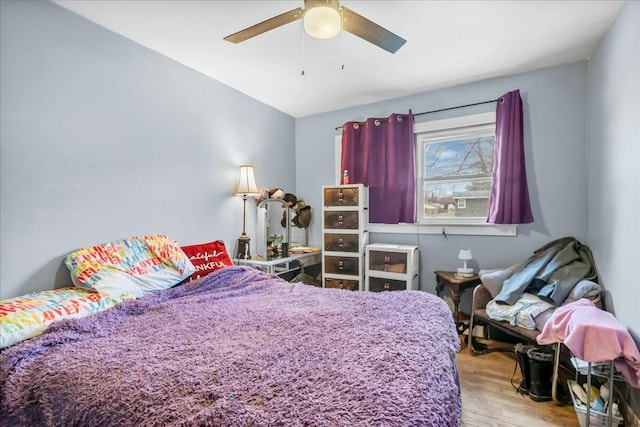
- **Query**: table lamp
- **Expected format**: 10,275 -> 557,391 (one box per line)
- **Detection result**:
234,165 -> 260,259
457,249 -> 474,276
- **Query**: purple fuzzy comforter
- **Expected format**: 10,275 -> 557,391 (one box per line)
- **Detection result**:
1,267 -> 461,426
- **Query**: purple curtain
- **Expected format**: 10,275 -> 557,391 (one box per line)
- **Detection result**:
341,112 -> 415,223
487,90 -> 534,224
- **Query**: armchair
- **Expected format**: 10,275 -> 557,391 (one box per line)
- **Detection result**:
469,282 -> 602,404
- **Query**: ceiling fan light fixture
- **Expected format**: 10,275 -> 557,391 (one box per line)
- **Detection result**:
224,0 -> 406,54
304,2 -> 341,39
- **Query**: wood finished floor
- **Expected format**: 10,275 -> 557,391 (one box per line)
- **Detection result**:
457,341 -> 579,426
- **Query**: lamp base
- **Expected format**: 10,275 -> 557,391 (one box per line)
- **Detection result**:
457,267 -> 474,275
236,235 -> 251,260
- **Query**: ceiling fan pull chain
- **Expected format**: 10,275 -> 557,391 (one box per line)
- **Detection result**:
301,21 -> 305,76
340,7 -> 344,70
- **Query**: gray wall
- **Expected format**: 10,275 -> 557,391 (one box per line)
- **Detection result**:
586,2 -> 639,417
296,62 -> 589,305
0,1 -> 295,299
586,1 -> 639,336
2,1 -> 636,341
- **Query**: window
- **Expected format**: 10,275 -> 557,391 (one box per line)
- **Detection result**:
415,112 -> 496,225
335,111 -> 516,235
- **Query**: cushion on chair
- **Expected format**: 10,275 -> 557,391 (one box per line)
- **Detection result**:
478,262 -> 523,298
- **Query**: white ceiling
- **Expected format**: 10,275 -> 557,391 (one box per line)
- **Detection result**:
54,0 -> 624,118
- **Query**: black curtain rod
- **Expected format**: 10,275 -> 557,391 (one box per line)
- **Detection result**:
334,98 -> 499,131
414,98 -> 498,117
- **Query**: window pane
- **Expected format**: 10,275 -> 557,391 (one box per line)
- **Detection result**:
422,178 -> 491,218
423,136 -> 494,179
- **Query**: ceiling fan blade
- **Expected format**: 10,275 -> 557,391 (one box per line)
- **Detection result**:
224,7 -> 304,43
341,6 -> 406,54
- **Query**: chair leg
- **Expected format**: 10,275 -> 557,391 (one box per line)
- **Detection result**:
468,314 -> 488,355
468,313 -> 479,354
552,342 -> 561,404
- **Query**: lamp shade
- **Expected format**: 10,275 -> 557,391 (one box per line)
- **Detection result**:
304,0 -> 341,39
458,249 -> 473,261
234,165 -> 260,196
457,249 -> 474,275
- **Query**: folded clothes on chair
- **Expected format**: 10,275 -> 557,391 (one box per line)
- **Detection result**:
486,293 -> 554,330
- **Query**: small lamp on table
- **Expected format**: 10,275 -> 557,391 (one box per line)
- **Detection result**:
457,249 -> 474,278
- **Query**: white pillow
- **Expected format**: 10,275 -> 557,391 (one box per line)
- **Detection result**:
564,279 -> 601,303
479,262 -> 523,298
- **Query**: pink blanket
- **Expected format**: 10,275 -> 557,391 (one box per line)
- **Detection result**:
537,299 -> 640,387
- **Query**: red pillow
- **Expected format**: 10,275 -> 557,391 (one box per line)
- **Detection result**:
180,240 -> 233,281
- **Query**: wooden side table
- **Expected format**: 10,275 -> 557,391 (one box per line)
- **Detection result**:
435,271 -> 481,335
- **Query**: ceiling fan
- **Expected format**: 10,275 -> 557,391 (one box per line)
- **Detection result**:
224,0 -> 406,54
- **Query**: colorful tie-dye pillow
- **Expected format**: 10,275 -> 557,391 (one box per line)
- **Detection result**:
0,287 -> 133,349
65,234 -> 195,298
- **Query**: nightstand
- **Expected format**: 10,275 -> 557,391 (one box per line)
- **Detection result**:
365,244 -> 419,291
435,270 -> 481,335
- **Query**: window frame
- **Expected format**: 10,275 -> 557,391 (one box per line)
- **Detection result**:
334,111 -> 516,236
416,113 -> 496,226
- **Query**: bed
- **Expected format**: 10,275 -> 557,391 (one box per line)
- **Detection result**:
0,266 -> 461,426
